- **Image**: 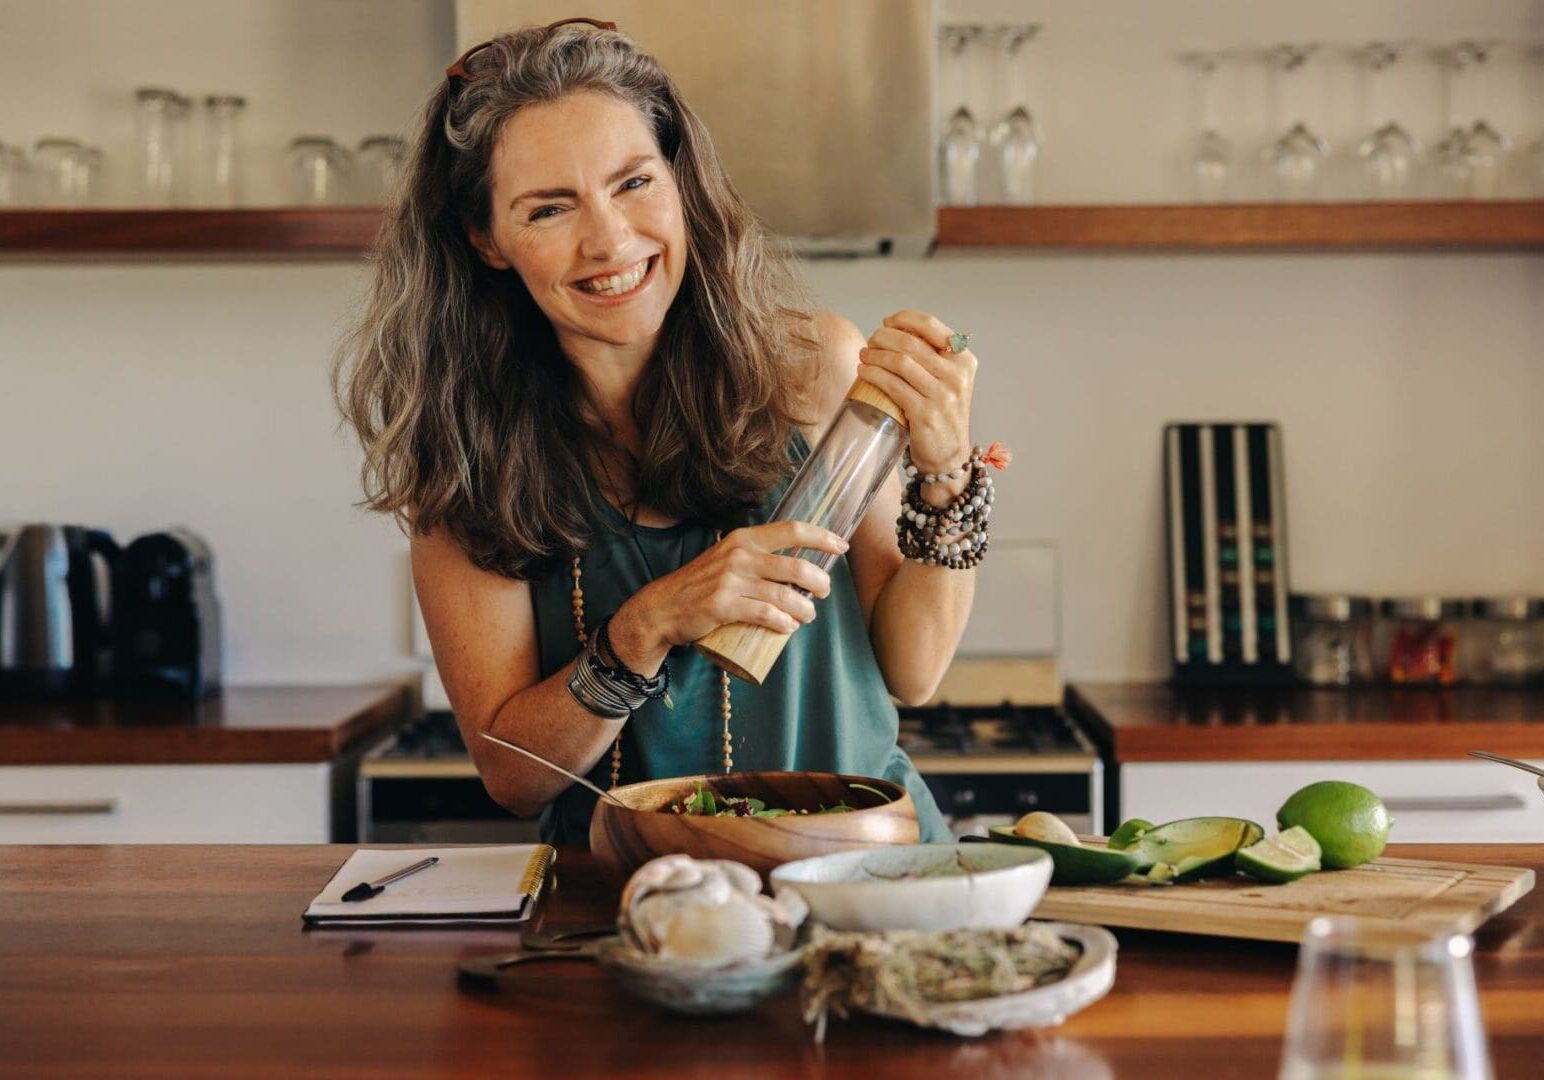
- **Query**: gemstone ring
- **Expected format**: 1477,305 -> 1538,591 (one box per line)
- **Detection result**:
945,330 -> 972,355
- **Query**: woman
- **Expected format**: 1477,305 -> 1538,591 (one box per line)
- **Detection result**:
335,19 -> 995,845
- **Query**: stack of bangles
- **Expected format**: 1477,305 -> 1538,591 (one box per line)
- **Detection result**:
896,445 -> 997,570
566,615 -> 670,719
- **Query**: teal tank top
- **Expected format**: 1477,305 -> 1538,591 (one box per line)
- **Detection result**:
528,435 -> 950,846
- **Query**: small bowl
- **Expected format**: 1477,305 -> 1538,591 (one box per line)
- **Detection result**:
589,770 -> 919,883
593,938 -> 805,1015
770,842 -> 1053,932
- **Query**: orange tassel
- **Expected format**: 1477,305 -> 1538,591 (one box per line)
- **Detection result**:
981,441 -> 1013,470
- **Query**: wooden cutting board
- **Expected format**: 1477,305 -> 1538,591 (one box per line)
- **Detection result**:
1031,841 -> 1535,944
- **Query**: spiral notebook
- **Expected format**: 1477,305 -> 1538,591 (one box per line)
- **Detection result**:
302,845 -> 555,927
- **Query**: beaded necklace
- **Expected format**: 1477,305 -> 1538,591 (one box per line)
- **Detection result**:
570,529 -> 733,789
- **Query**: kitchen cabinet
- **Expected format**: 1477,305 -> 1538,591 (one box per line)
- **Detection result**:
1121,760 -> 1543,844
3,202 -> 1543,259
0,763 -> 333,843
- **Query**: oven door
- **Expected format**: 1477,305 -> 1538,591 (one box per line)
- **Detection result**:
917,764 -> 1103,838
360,771 -> 542,844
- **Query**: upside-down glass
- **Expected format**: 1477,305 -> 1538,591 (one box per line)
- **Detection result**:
938,25 -> 985,205
1354,43 -> 1421,199
357,135 -> 408,203
135,87 -> 188,205
0,142 -> 31,205
201,95 -> 246,206
1281,917 -> 1493,1080
31,138 -> 92,205
1265,44 -> 1330,201
1434,42 -> 1511,199
989,24 -> 1042,205
286,136 -> 352,204
1180,51 -> 1233,202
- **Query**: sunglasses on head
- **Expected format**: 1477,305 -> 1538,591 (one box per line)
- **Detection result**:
446,16 -> 618,86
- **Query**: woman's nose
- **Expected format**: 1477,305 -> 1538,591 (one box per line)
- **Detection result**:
578,201 -> 633,260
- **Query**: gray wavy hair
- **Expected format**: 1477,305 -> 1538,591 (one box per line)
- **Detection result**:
333,20 -> 818,579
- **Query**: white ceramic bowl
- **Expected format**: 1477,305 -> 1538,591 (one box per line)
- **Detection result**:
769,842 -> 1052,932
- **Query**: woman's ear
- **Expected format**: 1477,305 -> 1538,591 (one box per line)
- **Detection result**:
467,228 -> 511,270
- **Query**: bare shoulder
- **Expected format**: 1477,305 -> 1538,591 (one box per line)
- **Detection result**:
803,309 -> 867,434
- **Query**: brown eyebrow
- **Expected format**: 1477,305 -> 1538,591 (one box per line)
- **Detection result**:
509,153 -> 658,209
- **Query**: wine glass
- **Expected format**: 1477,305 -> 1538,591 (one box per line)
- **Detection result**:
989,23 -> 1043,205
938,25 -> 985,206
1180,51 -> 1233,202
1525,43 -> 1544,195
1264,44 -> 1330,201
1353,42 -> 1421,199
1434,41 -> 1511,199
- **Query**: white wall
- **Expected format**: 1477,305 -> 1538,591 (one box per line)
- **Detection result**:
2,1 -> 1540,686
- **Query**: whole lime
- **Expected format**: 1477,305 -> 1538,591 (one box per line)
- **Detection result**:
1276,781 -> 1393,869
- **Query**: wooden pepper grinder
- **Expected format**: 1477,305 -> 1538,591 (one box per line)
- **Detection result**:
695,377 -> 908,684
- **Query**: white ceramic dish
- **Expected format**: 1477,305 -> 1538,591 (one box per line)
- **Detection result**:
769,842 -> 1052,932
856,922 -> 1118,1037
593,938 -> 804,1015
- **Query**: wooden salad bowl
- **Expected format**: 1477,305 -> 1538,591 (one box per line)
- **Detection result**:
589,770 -> 919,883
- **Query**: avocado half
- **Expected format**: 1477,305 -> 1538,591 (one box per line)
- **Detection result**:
987,826 -> 1142,885
1131,817 -> 1265,880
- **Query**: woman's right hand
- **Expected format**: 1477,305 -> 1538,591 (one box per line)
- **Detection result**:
617,521 -> 848,655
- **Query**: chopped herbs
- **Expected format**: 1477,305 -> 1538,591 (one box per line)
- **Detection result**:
664,782 -> 888,818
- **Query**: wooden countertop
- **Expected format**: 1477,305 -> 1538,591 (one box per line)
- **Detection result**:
1,843 -> 1540,1077
0,683 -> 413,765
1071,682 -> 1544,762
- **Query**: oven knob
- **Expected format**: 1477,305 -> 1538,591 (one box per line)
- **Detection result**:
1015,791 -> 1040,808
951,789 -> 976,808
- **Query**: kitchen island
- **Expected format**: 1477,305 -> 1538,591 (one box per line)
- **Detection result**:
2,844 -> 1541,1077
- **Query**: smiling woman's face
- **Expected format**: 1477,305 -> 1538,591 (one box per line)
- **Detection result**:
469,91 -> 687,354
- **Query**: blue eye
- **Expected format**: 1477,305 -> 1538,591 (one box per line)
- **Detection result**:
623,175 -> 651,191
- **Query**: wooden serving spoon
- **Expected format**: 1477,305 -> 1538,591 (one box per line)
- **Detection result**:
1467,750 -> 1544,779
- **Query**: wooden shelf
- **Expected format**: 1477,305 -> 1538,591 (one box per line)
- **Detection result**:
936,200 -> 1544,251
3,202 -> 1543,259
0,208 -> 385,259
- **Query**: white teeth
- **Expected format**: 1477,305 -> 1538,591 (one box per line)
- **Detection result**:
579,259 -> 649,296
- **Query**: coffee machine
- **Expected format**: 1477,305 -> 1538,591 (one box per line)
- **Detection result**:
111,529 -> 222,699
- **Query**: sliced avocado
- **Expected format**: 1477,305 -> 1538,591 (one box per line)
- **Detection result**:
1108,818 -> 1155,851
987,826 -> 1142,885
1131,817 -> 1265,878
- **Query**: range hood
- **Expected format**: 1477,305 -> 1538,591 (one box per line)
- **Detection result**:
455,0 -> 936,257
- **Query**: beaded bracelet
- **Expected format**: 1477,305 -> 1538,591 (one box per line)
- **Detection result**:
896,446 -> 996,569
595,616 -> 672,706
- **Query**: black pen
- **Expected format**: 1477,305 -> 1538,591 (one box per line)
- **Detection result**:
341,856 -> 439,902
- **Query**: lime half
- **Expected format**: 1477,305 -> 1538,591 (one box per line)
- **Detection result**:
1236,826 -> 1323,884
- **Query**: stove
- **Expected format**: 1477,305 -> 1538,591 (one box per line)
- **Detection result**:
897,702 -> 1104,837
359,699 -> 1103,843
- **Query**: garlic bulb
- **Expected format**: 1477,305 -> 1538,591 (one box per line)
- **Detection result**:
618,854 -> 807,965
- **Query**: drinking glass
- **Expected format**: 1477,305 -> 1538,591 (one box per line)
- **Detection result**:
201,94 -> 247,206
1280,917 -> 1493,1080
1265,45 -> 1330,201
938,25 -> 985,205
1433,42 -> 1510,199
989,24 -> 1042,205
356,135 -> 408,203
286,136 -> 352,204
31,137 -> 92,205
0,142 -> 30,205
1180,51 -> 1233,202
135,87 -> 189,205
1354,43 -> 1421,199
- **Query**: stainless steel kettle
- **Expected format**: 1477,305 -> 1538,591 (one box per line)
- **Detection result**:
0,523 -> 119,696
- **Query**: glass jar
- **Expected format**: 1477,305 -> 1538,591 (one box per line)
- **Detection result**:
135,87 -> 189,204
1464,597 -> 1542,685
356,135 -> 407,203
286,136 -> 351,204
1378,597 -> 1465,686
201,94 -> 247,206
1290,594 -> 1375,686
31,137 -> 91,205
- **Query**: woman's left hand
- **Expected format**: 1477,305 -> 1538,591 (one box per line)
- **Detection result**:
856,310 -> 975,477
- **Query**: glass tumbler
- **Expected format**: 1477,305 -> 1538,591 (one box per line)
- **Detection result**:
286,136 -> 352,204
201,94 -> 247,206
135,87 -> 188,204
0,142 -> 30,205
31,137 -> 91,205
1281,916 -> 1493,1080
1464,597 -> 1541,685
356,135 -> 408,203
